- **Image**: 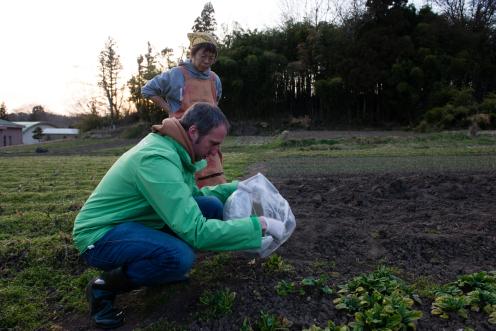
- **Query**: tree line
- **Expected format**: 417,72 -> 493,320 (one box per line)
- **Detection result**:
6,1 -> 493,132
124,0 -> 496,130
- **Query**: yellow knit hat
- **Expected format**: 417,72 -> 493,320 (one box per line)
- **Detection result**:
187,32 -> 217,48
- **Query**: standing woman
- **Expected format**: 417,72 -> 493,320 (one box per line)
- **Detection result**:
141,32 -> 226,187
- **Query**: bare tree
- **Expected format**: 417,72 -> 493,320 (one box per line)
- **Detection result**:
71,96 -> 107,116
471,0 -> 496,30
333,0 -> 366,24
98,37 -> 123,126
434,0 -> 468,24
279,0 -> 336,25
434,0 -> 496,30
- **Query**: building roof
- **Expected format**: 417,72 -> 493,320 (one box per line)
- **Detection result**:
0,119 -> 24,128
42,128 -> 79,135
12,121 -> 57,133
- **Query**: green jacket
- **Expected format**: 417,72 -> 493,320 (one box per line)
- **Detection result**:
73,133 -> 261,254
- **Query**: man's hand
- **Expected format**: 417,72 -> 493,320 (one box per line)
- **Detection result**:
259,216 -> 285,240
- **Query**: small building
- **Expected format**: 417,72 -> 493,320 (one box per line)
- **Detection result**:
42,128 -> 79,141
12,121 -> 57,144
0,119 -> 24,147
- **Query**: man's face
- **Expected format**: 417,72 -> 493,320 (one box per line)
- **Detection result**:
191,48 -> 216,72
189,124 -> 227,160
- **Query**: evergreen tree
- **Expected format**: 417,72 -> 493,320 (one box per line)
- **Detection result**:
0,102 -> 7,119
192,2 -> 217,34
32,127 -> 43,141
127,42 -> 170,123
30,105 -> 47,121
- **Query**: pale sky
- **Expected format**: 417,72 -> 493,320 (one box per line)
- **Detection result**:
0,0 -> 427,115
0,0 -> 282,115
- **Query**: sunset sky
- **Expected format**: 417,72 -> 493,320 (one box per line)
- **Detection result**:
0,0 -> 282,115
0,0 -> 427,115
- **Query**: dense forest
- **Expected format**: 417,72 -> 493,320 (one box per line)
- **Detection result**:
126,0 -> 496,130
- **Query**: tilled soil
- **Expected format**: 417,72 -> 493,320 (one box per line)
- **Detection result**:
62,171 -> 496,331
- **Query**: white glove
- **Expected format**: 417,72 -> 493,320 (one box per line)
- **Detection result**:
264,217 -> 285,240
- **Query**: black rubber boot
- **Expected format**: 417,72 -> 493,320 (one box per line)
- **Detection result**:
85,267 -> 136,329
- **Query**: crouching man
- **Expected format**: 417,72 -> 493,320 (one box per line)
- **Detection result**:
72,102 -> 284,328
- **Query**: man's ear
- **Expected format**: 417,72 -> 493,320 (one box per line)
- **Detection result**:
188,125 -> 199,142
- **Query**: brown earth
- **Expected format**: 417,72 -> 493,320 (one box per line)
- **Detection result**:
59,170 -> 496,331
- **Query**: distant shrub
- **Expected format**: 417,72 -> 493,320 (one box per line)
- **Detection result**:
119,123 -> 149,139
76,113 -> 108,132
418,86 -> 479,131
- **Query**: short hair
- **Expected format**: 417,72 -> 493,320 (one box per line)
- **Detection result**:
191,43 -> 218,58
180,102 -> 230,137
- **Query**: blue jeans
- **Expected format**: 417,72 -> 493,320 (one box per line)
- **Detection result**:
82,196 -> 224,286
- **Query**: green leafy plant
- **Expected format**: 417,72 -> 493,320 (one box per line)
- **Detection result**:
457,272 -> 496,292
351,292 -> 423,330
256,311 -> 291,331
303,320 -> 349,331
275,275 -> 333,298
431,294 -> 469,319
262,254 -> 293,273
489,310 -> 496,324
431,271 -> 496,324
275,280 -> 301,297
337,266 -> 413,299
198,288 -> 236,320
465,289 -> 496,312
240,317 -> 254,331
301,275 -> 333,295
333,266 -> 422,330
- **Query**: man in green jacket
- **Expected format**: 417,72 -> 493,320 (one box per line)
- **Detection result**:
73,102 -> 284,329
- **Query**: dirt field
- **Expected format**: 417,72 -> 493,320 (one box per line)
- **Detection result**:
60,168 -> 496,331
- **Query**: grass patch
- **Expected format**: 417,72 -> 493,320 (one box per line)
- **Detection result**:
0,156 -> 114,329
258,155 -> 496,176
0,138 -> 137,156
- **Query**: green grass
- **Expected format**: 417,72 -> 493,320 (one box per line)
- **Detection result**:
273,132 -> 496,158
259,155 -> 496,176
0,138 -> 137,156
0,156 -> 113,329
1,131 -> 496,329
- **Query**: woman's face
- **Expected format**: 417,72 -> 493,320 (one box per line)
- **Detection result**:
191,48 -> 216,72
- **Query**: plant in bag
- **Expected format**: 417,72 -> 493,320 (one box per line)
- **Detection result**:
223,173 -> 296,258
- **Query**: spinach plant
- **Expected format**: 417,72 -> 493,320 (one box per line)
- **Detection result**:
431,271 -> 496,324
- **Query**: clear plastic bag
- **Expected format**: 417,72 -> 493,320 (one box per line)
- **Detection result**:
223,173 -> 296,257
